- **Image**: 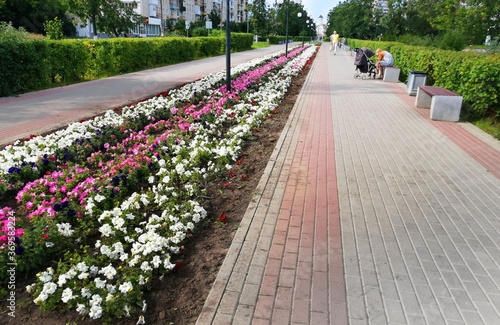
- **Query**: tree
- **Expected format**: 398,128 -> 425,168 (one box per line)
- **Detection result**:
380,0 -> 499,46
249,0 -> 270,36
67,0 -> 143,38
327,0 -> 378,40
208,9 -> 221,31
0,0 -> 74,36
428,0 -> 499,44
273,1 -> 311,37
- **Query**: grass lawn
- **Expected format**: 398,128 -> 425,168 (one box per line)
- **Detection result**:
251,41 -> 271,49
472,118 -> 500,140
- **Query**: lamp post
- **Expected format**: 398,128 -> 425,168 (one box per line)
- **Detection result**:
297,12 -> 304,46
245,8 -> 249,34
308,22 -> 312,43
225,0 -> 231,91
305,19 -> 309,45
277,0 -> 292,57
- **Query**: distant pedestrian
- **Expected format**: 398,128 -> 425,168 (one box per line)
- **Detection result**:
330,31 -> 340,55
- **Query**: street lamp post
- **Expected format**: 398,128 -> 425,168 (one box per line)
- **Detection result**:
225,0 -> 231,91
306,20 -> 309,44
277,0 -> 292,57
309,23 -> 314,43
297,12 -> 304,46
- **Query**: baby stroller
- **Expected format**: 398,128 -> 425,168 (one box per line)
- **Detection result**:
353,47 -> 376,79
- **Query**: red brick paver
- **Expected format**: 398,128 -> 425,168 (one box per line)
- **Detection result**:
253,44 -> 347,325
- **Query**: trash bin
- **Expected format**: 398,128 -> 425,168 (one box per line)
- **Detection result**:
407,71 -> 428,96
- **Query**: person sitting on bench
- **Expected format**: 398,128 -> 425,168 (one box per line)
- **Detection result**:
375,48 -> 394,79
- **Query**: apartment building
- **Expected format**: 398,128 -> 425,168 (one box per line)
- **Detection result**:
374,0 -> 389,14
129,0 -> 249,36
77,0 -> 249,38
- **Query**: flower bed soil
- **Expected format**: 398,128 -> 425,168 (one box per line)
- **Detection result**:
0,53 -> 314,325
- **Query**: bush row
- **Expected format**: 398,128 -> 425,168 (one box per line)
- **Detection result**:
0,33 -> 253,97
268,36 -> 297,45
348,39 -> 500,119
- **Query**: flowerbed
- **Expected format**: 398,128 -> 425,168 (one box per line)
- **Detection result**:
0,45 -> 317,322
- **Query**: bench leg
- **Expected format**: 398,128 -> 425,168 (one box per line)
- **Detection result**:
430,96 -> 463,122
415,88 -> 432,108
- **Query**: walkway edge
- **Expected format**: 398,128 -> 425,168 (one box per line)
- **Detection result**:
195,50 -> 319,325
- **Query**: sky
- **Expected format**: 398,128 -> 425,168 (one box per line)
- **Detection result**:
265,0 -> 342,23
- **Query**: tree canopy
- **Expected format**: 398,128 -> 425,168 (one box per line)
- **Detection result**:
326,0 -> 499,47
67,0 -> 143,38
0,0 -> 74,36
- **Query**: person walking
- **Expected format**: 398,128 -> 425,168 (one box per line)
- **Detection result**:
330,31 -> 340,55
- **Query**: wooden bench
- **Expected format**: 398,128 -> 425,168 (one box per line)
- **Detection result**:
383,66 -> 400,82
415,86 -> 463,122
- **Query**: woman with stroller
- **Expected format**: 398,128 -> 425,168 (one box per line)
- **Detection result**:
375,48 -> 394,79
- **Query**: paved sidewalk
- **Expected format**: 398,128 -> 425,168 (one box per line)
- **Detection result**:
197,43 -> 500,324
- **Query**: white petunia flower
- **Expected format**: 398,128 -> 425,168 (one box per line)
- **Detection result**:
119,281 -> 133,294
81,288 -> 92,298
94,277 -> 106,289
38,271 -> 52,283
61,288 -> 75,303
99,223 -> 115,237
100,264 -> 117,280
89,305 -> 103,319
57,274 -> 68,287
42,282 -> 57,294
56,223 -> 74,237
76,303 -> 88,315
34,292 -> 48,304
89,294 -> 102,306
76,262 -> 88,272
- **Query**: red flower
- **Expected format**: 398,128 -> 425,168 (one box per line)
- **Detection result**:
218,213 -> 228,223
173,262 -> 183,273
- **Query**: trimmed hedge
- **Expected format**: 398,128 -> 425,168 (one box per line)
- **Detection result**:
268,36 -> 296,45
0,33 -> 253,97
348,39 -> 500,118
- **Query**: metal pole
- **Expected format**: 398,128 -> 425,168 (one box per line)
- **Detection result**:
302,21 -> 304,46
159,0 -> 164,36
226,0 -> 231,91
285,0 -> 290,57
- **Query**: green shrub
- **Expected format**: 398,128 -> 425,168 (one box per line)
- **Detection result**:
0,22 -> 30,41
0,40 -> 51,96
0,34 -> 253,97
268,36 -> 295,45
47,40 -> 89,82
44,17 -> 64,40
396,34 -> 435,47
435,29 -> 467,51
192,27 -> 209,37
